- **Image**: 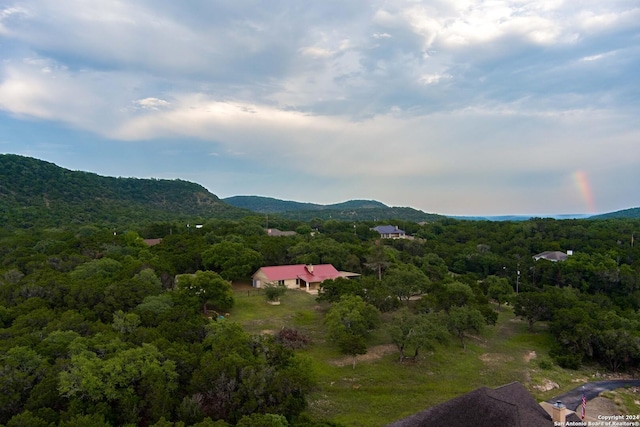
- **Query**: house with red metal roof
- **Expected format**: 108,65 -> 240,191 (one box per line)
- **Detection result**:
252,264 -> 358,292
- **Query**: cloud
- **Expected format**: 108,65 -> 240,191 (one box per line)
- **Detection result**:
420,73 -> 452,85
372,32 -> 392,39
0,0 -> 638,214
104,92 -> 636,192
0,56 -> 157,133
300,46 -> 336,58
134,98 -> 170,111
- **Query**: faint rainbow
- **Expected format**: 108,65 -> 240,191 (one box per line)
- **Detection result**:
574,170 -> 596,213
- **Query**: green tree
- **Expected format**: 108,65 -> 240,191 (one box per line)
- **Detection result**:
594,329 -> 640,372
513,292 -> 550,332
202,241 -> 263,281
387,308 -> 446,362
263,283 -> 287,303
6,410 -> 49,427
151,233 -> 207,276
316,277 -> 365,303
69,257 -> 123,281
236,413 -> 289,427
0,347 -> 47,424
288,237 -> 350,270
364,242 -> 391,280
135,294 -> 175,327
190,321 -> 313,424
112,310 -> 141,334
58,413 -> 112,427
360,276 -> 400,312
446,306 -> 484,350
383,264 -> 431,305
549,305 -> 594,369
58,343 -> 178,426
175,270 -> 234,314
324,295 -> 380,368
435,281 -> 475,312
103,268 -> 163,315
485,275 -> 515,307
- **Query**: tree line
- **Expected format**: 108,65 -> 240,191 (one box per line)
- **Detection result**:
0,215 -> 639,425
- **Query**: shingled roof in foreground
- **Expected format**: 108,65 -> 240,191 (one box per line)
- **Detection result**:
386,382 -> 552,427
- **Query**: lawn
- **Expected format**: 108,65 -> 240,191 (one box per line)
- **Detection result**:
229,289 -> 598,426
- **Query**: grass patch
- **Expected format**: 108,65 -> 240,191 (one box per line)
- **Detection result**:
230,289 -> 326,333
601,388 -> 640,415
229,290 -> 601,426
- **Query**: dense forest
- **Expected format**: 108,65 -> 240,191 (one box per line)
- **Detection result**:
1,212 -> 640,426
2,154 -> 640,426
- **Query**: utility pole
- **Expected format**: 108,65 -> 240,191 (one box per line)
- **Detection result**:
516,260 -> 520,294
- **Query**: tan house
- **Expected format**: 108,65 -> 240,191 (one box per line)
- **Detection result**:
252,264 -> 358,292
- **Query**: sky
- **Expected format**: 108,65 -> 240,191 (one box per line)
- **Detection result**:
0,1 -> 639,216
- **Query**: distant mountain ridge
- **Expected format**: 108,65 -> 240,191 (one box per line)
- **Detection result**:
223,195 -> 388,213
2,154 -> 638,227
225,195 -> 640,221
0,154 -> 249,227
452,214 -> 594,221
223,195 -> 443,222
591,207 -> 640,219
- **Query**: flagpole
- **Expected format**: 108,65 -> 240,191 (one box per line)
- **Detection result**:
582,386 -> 587,420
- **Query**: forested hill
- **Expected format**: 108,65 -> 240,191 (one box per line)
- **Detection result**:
0,154 -> 250,228
223,195 -> 332,212
223,195 -> 388,213
591,207 -> 640,219
223,195 -> 444,222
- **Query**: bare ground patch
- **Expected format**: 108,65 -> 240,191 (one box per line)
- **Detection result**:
329,344 -> 397,367
532,378 -> 560,392
479,353 -> 514,365
524,350 -> 537,363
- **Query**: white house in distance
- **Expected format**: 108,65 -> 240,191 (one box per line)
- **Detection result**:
252,264 -> 359,293
265,228 -> 297,237
533,250 -> 573,262
371,225 -> 407,239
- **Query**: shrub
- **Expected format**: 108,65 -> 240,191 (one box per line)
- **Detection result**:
264,283 -> 287,302
537,357 -> 553,370
275,327 -> 312,350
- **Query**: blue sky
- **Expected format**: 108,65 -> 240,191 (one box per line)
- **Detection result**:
1,1 -> 639,216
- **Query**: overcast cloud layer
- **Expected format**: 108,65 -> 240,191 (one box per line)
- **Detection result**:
1,0 -> 639,215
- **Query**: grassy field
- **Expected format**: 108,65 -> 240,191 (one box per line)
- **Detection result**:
228,288 -> 610,426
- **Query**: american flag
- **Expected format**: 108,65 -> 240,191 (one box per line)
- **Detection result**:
582,387 -> 587,419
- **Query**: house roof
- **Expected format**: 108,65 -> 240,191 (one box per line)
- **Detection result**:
143,238 -> 163,246
266,228 -> 297,237
533,251 -> 568,262
255,264 -> 341,283
372,225 -> 405,234
387,382 -> 552,427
